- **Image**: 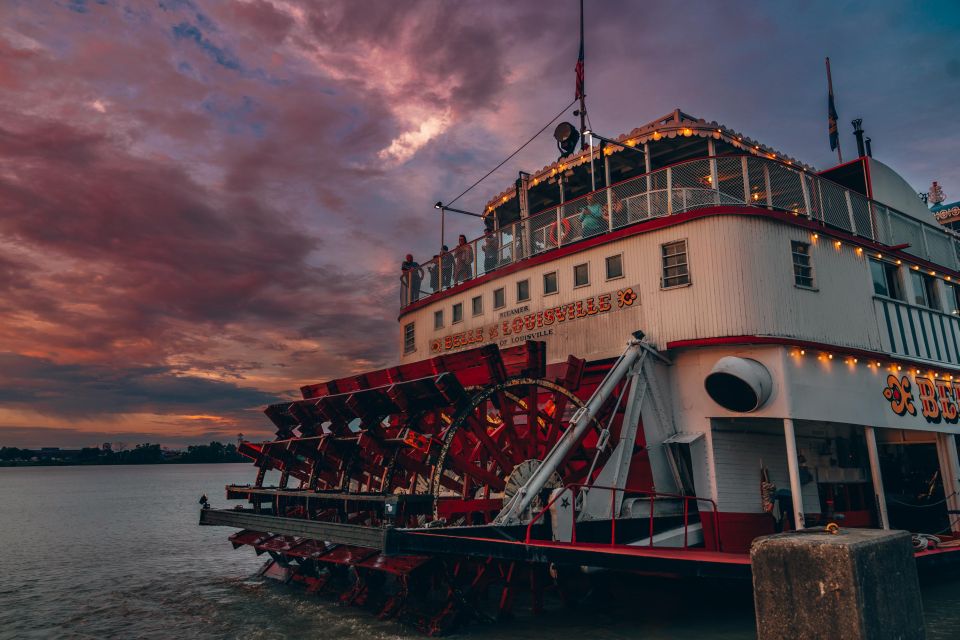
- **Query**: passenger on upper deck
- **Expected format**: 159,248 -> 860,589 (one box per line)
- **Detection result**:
580,194 -> 607,238
482,229 -> 499,275
454,234 -> 474,284
427,254 -> 440,293
441,244 -> 452,289
401,254 -> 423,304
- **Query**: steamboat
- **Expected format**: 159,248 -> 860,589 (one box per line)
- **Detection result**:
200,103 -> 960,631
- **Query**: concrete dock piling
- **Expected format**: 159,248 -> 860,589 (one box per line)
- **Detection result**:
751,528 -> 925,640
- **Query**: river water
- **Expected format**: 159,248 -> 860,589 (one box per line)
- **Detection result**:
1,464 -> 958,639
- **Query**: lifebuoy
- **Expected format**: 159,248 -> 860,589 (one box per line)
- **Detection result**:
549,218 -> 572,245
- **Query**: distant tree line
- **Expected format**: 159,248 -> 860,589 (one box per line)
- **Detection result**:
0,441 -> 246,466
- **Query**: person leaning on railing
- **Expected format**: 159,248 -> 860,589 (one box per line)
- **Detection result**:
579,194 -> 607,238
401,254 -> 423,304
454,234 -> 474,284
482,229 -> 499,274
427,255 -> 440,293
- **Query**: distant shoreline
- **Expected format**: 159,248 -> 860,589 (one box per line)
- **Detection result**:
0,459 -> 247,468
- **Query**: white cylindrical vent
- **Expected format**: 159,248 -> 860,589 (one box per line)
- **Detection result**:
705,357 -> 773,412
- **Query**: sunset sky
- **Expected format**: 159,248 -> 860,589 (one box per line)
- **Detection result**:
1,0 -> 958,448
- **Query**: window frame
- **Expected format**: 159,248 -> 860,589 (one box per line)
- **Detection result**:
452,302 -> 463,324
543,271 -> 559,296
471,295 -> 483,317
573,263 -> 590,288
791,240 -> 816,289
433,309 -> 444,329
910,269 -> 941,311
493,287 -> 506,310
605,253 -> 624,281
661,239 -> 691,289
403,322 -> 415,354
870,258 -> 904,301
516,279 -> 530,302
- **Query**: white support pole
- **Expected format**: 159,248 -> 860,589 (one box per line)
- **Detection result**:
936,432 -> 960,534
605,151 -> 614,231
644,143 -> 652,218
783,418 -> 806,530
666,167 -> 673,215
864,427 -> 890,530
763,164 -> 773,209
707,139 -> 719,205
741,156 -> 750,204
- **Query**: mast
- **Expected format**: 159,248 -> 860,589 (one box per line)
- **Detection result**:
576,0 -> 586,149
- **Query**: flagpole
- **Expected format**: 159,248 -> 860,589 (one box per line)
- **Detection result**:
826,57 -> 842,164
578,0 -> 586,150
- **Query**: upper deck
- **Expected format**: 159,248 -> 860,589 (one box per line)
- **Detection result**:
398,112 -> 960,372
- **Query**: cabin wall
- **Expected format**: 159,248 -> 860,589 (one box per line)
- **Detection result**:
399,212 -> 886,364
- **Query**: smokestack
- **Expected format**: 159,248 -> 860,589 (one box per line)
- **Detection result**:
864,137 -> 872,157
852,119 -> 865,158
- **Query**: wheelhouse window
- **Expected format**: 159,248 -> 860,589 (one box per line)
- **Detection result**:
517,279 -> 530,302
573,263 -> 589,288
870,259 -> 904,300
434,310 -> 443,329
403,322 -> 415,354
949,282 -> 960,315
472,295 -> 483,316
493,287 -> 506,309
543,271 -> 558,295
452,302 -> 463,324
910,270 -> 940,310
791,241 -> 814,288
661,240 -> 690,288
605,254 -> 624,280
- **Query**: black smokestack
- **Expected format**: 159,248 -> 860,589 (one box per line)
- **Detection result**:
864,137 -> 872,157
852,119 -> 865,157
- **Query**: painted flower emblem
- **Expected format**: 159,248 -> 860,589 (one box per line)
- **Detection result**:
882,375 -> 917,416
617,288 -> 638,308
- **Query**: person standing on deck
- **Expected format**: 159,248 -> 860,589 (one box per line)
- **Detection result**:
579,195 -> 607,237
440,245 -> 453,289
427,255 -> 440,293
454,234 -> 474,284
401,254 -> 423,304
482,230 -> 499,274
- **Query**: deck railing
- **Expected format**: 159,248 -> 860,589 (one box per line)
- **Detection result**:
523,483 -> 722,551
400,155 -> 959,308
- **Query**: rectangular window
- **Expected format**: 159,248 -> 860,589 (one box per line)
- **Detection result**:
910,270 -> 940,310
573,263 -> 589,288
472,295 -> 483,316
434,310 -> 443,329
791,241 -> 814,288
661,240 -> 690,288
452,302 -> 463,324
543,271 -> 558,295
605,254 -> 624,280
403,322 -> 415,354
950,283 -> 960,315
517,279 -> 530,302
870,259 -> 903,300
493,287 -> 506,309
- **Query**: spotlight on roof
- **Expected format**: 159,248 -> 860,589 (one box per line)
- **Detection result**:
553,122 -> 580,158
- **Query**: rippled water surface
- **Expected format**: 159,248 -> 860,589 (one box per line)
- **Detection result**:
1,464 -> 959,639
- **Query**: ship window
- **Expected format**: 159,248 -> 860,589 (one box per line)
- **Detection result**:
434,310 -> 444,329
517,279 -> 530,302
452,302 -> 463,324
870,259 -> 903,300
543,271 -> 558,295
493,287 -> 506,309
661,240 -> 690,288
573,263 -> 589,288
403,322 -> 415,354
791,241 -> 815,288
910,270 -> 940,310
472,295 -> 483,316
606,254 -> 624,280
950,283 -> 960,315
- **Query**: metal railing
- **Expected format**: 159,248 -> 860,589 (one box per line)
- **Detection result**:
524,483 -> 722,551
400,155 -> 959,308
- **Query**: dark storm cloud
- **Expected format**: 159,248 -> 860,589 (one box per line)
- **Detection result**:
0,353 -> 275,417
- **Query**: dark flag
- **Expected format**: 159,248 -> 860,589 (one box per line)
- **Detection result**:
826,57 -> 841,159
575,0 -> 584,100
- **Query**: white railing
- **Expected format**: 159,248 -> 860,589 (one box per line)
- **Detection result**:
400,155 -> 960,308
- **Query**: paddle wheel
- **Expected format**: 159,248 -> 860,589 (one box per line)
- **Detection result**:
215,341 -> 624,632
